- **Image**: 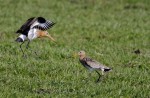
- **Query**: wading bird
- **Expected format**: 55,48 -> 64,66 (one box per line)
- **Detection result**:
78,51 -> 111,82
15,17 -> 55,57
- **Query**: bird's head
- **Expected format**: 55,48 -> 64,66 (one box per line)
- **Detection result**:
78,50 -> 86,59
37,30 -> 55,42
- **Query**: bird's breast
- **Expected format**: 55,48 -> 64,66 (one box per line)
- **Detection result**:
28,29 -> 38,40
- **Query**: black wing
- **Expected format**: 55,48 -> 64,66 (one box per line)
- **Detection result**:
32,20 -> 55,31
80,57 -> 93,69
16,17 -> 37,35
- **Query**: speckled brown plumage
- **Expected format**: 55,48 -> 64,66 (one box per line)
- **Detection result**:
78,51 -> 111,82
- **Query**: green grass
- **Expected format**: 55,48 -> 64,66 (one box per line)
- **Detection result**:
0,0 -> 150,97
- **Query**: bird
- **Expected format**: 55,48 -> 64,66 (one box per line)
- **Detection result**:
78,51 -> 111,82
15,17 -> 56,57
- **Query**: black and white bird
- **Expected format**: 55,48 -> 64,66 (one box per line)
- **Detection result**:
15,17 -> 55,56
78,51 -> 111,82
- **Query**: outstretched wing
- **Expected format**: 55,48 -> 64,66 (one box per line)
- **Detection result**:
16,17 -> 37,35
32,20 -> 55,31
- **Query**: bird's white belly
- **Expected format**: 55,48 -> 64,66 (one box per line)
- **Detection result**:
28,29 -> 38,40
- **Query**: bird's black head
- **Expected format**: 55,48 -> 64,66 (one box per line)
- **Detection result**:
15,37 -> 24,42
37,17 -> 46,23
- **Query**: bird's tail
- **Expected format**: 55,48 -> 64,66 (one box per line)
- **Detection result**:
15,37 -> 23,42
104,68 -> 111,72
15,34 -> 27,42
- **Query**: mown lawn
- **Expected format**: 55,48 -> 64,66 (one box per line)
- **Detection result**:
0,0 -> 149,97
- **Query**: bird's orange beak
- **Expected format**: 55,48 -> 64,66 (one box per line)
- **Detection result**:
45,33 -> 55,42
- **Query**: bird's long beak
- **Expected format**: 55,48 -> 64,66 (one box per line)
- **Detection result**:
45,33 -> 55,42
38,30 -> 56,42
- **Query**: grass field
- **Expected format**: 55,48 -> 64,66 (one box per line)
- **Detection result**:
0,0 -> 150,97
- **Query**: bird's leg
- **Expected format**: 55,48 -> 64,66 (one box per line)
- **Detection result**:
95,70 -> 101,83
26,40 -> 30,49
20,41 -> 25,57
26,40 -> 38,56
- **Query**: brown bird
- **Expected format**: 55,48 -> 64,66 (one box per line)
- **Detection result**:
78,51 -> 111,82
